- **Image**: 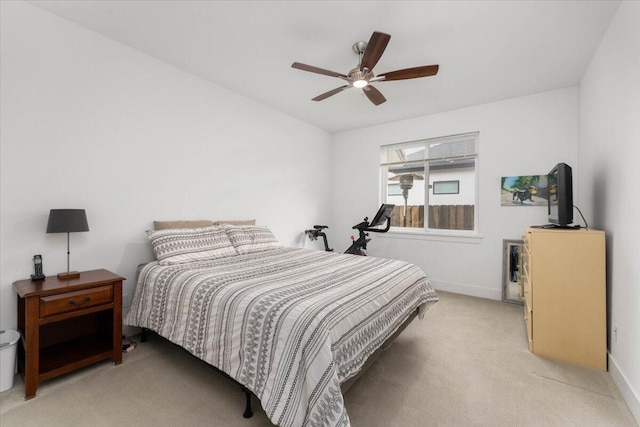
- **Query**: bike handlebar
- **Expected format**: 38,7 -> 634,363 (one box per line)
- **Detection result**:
352,221 -> 369,230
351,216 -> 391,233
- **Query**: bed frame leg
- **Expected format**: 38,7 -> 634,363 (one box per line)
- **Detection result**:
140,328 -> 148,342
242,387 -> 253,418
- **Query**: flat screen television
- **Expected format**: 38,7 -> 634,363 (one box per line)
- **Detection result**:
547,163 -> 573,227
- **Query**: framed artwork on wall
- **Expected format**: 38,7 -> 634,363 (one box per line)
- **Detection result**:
501,175 -> 547,206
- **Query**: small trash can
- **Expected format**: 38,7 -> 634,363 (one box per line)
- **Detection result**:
0,330 -> 20,392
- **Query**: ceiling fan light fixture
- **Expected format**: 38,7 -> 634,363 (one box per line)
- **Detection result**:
353,79 -> 368,88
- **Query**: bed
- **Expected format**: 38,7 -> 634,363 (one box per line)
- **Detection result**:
125,224 -> 438,427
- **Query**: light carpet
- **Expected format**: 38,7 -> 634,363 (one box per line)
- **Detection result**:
0,291 -> 636,426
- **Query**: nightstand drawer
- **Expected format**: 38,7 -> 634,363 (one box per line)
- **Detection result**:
40,285 -> 113,318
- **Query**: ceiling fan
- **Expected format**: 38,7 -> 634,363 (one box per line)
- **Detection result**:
291,31 -> 439,106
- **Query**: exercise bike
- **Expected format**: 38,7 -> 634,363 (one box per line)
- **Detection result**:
305,204 -> 395,256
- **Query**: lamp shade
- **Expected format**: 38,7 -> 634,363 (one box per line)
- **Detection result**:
46,209 -> 89,233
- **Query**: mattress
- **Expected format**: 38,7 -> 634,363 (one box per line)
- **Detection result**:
125,247 -> 437,427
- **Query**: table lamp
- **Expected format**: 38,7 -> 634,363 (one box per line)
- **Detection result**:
46,209 -> 89,280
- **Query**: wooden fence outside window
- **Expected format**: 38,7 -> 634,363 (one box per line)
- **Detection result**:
390,205 -> 474,230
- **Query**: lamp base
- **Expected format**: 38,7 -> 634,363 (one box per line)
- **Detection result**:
57,271 -> 80,280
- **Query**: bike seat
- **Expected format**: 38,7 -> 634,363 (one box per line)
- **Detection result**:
313,225 -> 328,230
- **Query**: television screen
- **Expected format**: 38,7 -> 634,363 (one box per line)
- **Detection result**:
547,163 -> 573,226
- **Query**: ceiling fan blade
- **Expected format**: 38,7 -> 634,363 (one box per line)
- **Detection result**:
292,62 -> 347,78
379,65 -> 439,81
362,85 -> 386,106
360,31 -> 391,72
312,85 -> 351,101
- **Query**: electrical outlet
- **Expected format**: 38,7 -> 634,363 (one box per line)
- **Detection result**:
613,325 -> 618,343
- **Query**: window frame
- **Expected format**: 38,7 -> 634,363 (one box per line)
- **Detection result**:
379,132 -> 480,238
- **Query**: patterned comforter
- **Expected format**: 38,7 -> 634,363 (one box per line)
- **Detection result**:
125,247 -> 438,427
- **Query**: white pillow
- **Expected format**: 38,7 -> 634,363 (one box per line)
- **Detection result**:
221,225 -> 280,254
147,225 -> 238,265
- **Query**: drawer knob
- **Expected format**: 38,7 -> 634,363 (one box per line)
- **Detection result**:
69,296 -> 91,306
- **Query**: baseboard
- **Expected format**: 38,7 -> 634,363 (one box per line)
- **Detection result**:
429,279 -> 502,301
609,353 -> 640,425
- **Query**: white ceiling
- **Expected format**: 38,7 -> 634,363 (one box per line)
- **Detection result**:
30,1 -> 620,133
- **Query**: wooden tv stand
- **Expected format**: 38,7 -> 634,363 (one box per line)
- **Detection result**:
13,269 -> 124,399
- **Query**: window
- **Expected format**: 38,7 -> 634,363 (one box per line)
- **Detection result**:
380,132 -> 478,233
432,180 -> 459,195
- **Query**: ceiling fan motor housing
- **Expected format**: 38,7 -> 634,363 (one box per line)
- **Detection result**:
348,69 -> 371,84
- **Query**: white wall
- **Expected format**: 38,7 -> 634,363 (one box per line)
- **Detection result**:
0,2 -> 332,329
332,87 -> 578,299
578,1 -> 640,421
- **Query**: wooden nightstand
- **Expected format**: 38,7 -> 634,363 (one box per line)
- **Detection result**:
13,269 -> 124,399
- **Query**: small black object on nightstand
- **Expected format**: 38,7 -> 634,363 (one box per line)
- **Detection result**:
31,255 -> 45,281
